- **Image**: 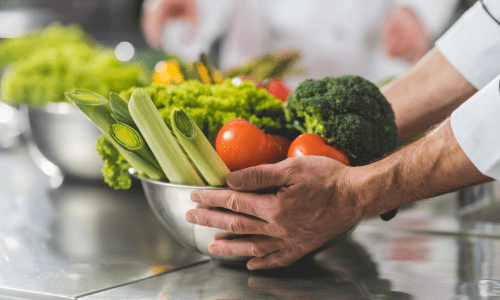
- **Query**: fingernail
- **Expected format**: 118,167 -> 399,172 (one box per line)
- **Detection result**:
209,245 -> 221,255
247,262 -> 257,270
191,193 -> 202,203
227,172 -> 243,188
185,212 -> 198,224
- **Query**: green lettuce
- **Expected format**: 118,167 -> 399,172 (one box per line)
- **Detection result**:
119,79 -> 287,145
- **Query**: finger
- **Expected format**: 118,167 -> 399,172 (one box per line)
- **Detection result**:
185,208 -> 276,236
246,245 -> 311,270
214,231 -> 242,240
226,160 -> 292,191
191,189 -> 276,221
209,235 -> 286,258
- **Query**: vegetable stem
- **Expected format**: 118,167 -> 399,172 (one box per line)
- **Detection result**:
65,89 -> 165,181
128,88 -> 205,186
109,92 -> 135,127
109,122 -> 162,171
171,107 -> 230,186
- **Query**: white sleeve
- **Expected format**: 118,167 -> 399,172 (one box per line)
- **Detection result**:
451,75 -> 500,180
436,1 -> 500,90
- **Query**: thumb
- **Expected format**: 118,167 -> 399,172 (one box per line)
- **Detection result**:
226,161 -> 290,191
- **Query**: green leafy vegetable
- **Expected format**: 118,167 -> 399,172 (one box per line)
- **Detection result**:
0,22 -> 96,70
96,135 -> 133,189
1,36 -> 149,108
119,79 -> 288,145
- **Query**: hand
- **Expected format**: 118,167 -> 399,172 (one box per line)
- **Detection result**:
185,156 -> 364,270
382,6 -> 431,63
141,0 -> 198,49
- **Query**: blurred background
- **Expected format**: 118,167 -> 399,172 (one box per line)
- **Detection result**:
0,0 -> 146,47
0,0 -> 478,72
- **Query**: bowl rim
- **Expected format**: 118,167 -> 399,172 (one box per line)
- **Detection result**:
130,170 -> 229,190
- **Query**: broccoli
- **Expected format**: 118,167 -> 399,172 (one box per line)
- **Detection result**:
284,75 -> 399,166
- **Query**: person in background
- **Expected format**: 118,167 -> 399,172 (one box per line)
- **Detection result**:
182,0 -> 500,271
141,0 -> 460,87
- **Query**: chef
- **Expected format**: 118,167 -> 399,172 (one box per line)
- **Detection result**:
141,0 -> 459,87
183,0 -> 500,270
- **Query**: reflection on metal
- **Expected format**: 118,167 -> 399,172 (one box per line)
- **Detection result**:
84,237 -> 412,299
479,279 -> 500,297
0,153 -> 208,299
459,181 -> 500,223
0,102 -> 22,149
137,173 -> 358,263
458,183 -> 493,215
18,106 -> 64,188
21,103 -> 105,184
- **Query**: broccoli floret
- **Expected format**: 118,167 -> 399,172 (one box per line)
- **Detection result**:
284,76 -> 399,166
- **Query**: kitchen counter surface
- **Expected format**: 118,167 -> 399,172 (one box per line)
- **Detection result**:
2,142 -> 500,299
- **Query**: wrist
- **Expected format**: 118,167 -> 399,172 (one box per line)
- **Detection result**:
348,161 -> 413,220
349,119 -> 490,220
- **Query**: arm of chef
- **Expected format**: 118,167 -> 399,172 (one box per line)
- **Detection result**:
438,0 -> 500,181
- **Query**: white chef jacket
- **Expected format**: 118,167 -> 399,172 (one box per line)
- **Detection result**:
161,0 -> 459,87
437,0 -> 500,180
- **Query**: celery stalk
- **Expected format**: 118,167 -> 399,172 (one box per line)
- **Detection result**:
64,89 -> 165,181
128,88 -> 205,186
171,107 -> 229,186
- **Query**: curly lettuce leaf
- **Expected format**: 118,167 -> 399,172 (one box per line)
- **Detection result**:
96,134 -> 132,190
119,79 -> 287,144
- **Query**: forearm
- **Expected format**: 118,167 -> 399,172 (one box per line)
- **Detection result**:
381,47 -> 477,141
352,118 -> 491,219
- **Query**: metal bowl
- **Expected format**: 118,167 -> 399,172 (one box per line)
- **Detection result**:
25,102 -> 103,182
137,175 -> 358,263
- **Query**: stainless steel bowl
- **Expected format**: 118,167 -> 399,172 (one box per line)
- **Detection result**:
26,102 -> 103,181
138,175 -> 358,263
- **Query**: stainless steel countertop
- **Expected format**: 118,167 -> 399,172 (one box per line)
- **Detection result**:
0,146 -> 208,300
2,143 -> 500,299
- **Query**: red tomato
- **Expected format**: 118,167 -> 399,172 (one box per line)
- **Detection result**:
287,133 -> 350,165
264,78 -> 290,102
270,134 -> 291,162
216,119 -> 280,171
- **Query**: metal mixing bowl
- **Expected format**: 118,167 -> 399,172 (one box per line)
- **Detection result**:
137,175 -> 358,263
25,102 -> 103,182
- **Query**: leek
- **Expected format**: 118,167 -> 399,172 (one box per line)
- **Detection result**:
109,92 -> 135,127
64,89 -> 165,180
109,122 -> 162,172
128,88 -> 205,186
171,107 -> 229,186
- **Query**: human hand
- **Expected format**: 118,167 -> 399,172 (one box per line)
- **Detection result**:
185,156 -> 365,270
141,0 -> 198,49
382,6 -> 431,63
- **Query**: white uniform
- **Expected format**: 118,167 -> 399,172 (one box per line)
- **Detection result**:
439,0 -> 500,180
160,0 -> 459,87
